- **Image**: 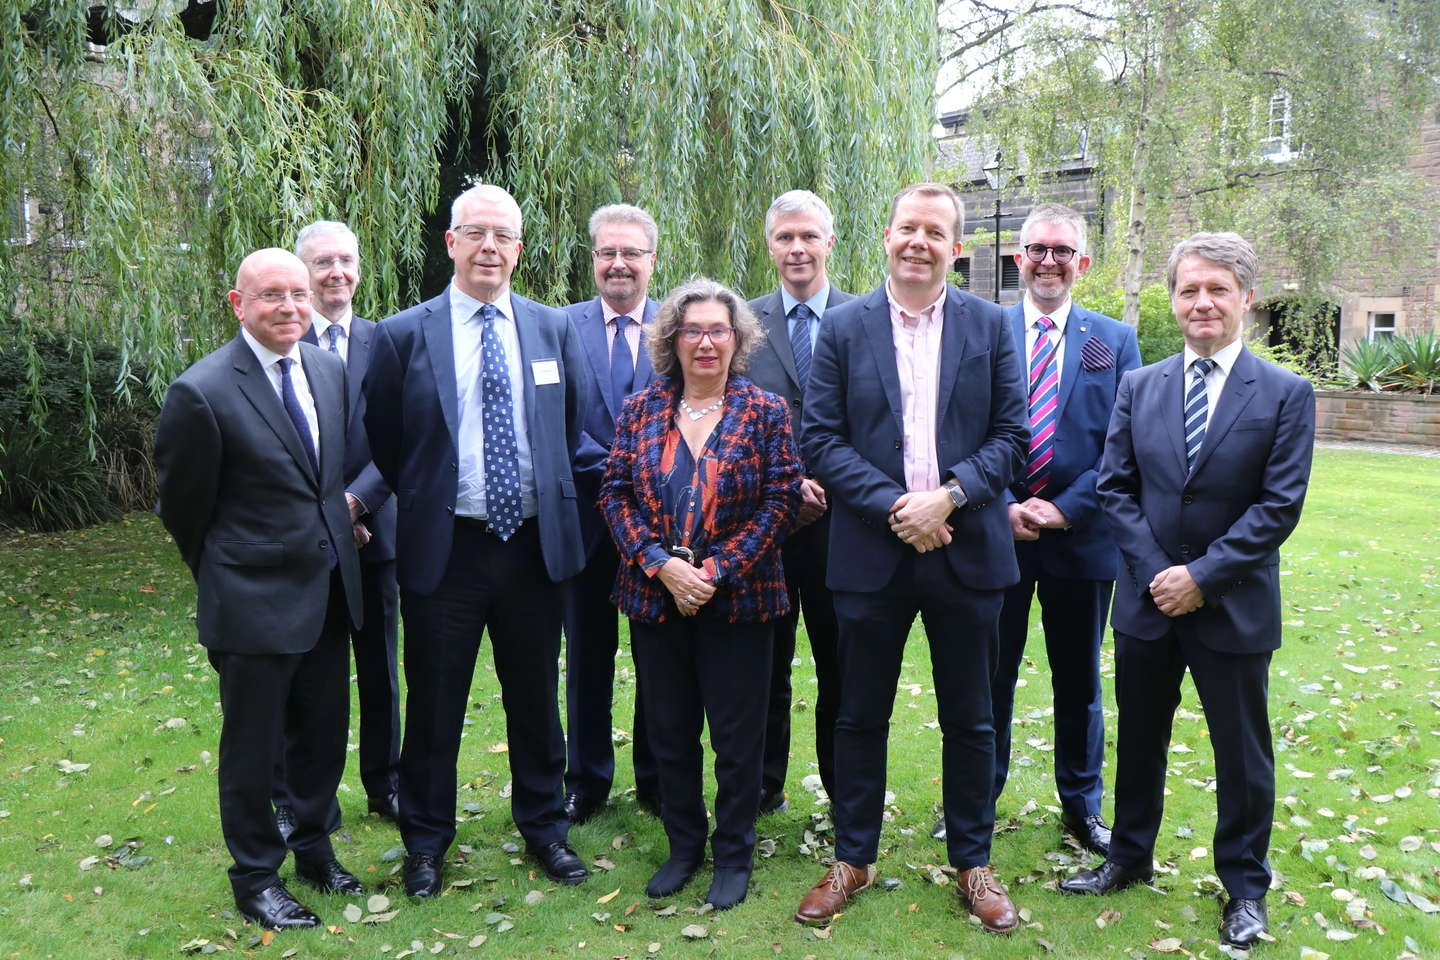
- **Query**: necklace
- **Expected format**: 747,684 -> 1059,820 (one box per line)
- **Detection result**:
678,396 -> 724,421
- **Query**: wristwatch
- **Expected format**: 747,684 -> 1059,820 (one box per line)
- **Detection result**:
943,478 -> 967,512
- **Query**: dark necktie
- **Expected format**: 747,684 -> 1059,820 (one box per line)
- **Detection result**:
479,304 -> 523,540
277,357 -> 319,476
790,302 -> 814,390
1184,357 -> 1215,472
325,324 -> 341,353
1025,316 -> 1058,495
610,314 -> 635,407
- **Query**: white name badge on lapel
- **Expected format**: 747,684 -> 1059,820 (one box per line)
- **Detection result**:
531,359 -> 560,385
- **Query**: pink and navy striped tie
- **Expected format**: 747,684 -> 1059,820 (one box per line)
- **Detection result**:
1026,316 -> 1058,495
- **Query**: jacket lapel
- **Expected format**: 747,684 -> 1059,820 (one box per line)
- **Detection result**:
1158,354 -> 1188,473
760,292 -> 800,390
231,337 -> 318,488
860,287 -> 905,434
1057,307 -> 1087,418
1190,347 -> 1257,477
423,293 -> 461,447
935,288 -> 968,422
302,343 -> 345,489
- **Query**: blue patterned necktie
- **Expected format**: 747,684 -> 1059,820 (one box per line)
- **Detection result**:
325,324 -> 341,354
1025,316 -> 1058,495
790,302 -> 814,390
277,357 -> 319,476
1184,357 -> 1214,472
610,314 -> 635,407
479,304 -> 523,540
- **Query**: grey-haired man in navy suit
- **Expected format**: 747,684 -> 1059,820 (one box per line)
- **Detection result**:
1062,232 -> 1314,951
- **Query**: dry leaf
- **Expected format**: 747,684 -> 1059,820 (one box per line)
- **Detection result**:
596,887 -> 620,904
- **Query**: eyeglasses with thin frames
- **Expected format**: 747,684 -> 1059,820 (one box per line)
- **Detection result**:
593,246 -> 654,262
452,224 -> 521,246
676,326 -> 734,344
242,290 -> 312,305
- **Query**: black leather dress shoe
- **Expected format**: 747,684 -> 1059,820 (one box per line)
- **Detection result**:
563,791 -> 604,825
757,789 -> 788,817
1058,859 -> 1153,895
367,792 -> 399,822
530,841 -> 589,885
403,852 -> 443,898
1220,897 -> 1268,948
1060,813 -> 1113,856
295,857 -> 364,895
274,806 -> 296,843
236,881 -> 320,929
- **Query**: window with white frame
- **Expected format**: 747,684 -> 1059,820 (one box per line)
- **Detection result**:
1368,312 -> 1397,340
1261,90 -> 1296,162
6,190 -> 32,245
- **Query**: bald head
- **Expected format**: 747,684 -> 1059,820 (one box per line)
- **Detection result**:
228,248 -> 313,354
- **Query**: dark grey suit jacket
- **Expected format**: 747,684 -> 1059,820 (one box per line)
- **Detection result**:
156,335 -> 363,653
746,284 -> 855,435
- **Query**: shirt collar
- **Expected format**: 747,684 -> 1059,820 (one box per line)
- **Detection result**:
240,326 -> 300,367
1183,337 -> 1244,376
450,284 -> 514,324
313,308 -> 353,342
780,285 -> 831,319
884,280 -> 947,326
1023,295 -> 1072,333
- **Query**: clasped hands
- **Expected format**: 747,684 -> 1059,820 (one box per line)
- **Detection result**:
347,493 -> 372,548
1150,564 -> 1204,617
659,556 -> 716,617
888,489 -> 954,554
1009,498 -> 1068,541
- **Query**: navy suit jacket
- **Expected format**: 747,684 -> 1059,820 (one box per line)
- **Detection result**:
362,288 -> 591,593
304,317 -> 395,564
800,283 -> 1029,593
1098,347 -> 1315,651
746,285 -> 855,434
156,335 -> 363,652
1006,303 -> 1141,578
564,295 -> 661,556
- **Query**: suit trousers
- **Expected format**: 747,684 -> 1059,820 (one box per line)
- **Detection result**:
397,520 -> 567,856
764,513 -> 840,802
831,551 -> 1004,870
562,535 -> 657,803
630,615 -> 772,868
273,557 -> 399,809
209,574 -> 350,898
1110,628 -> 1274,898
992,539 -> 1111,818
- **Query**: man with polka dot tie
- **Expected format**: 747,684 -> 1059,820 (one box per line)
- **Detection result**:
363,185 -> 594,897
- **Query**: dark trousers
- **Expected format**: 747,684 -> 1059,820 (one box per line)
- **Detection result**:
209,574 -> 350,898
763,514 -> 840,801
562,536 -> 657,802
831,552 -> 1004,870
992,540 -> 1111,818
273,557 -> 400,809
397,520 -> 567,856
1110,628 -> 1274,898
630,615 -> 773,868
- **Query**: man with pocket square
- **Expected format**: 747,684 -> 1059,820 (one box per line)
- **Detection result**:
976,204 -> 1140,857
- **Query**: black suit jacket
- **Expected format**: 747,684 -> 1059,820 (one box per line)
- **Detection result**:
303,317 -> 395,563
155,335 -> 363,652
746,285 -> 855,431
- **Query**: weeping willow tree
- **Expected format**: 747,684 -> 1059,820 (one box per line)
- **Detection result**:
2,0 -> 934,446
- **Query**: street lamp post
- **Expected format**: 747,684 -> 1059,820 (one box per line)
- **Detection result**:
982,152 -> 1012,304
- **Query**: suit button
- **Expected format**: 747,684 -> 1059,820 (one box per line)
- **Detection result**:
1182,495 -> 1194,504
1179,544 -> 1191,556
446,505 -> 454,513
894,439 -> 902,449
319,539 -> 329,550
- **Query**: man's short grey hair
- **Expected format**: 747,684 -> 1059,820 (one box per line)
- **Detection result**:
1018,203 -> 1088,258
646,277 -> 766,378
1166,232 -> 1259,294
587,203 -> 658,250
449,184 -> 522,232
295,220 -> 358,259
764,190 -> 835,239
889,182 -> 964,240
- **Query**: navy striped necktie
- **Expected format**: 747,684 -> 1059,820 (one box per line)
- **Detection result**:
1184,357 -> 1215,471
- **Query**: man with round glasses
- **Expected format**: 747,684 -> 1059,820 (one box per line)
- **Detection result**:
987,203 -> 1139,859
561,204 -> 664,826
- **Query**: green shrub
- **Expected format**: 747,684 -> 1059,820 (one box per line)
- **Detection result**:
1389,332 -> 1440,395
1339,338 -> 1398,392
0,332 -> 160,531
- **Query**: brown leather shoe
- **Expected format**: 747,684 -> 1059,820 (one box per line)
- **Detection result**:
794,861 -> 876,924
958,865 -> 1019,934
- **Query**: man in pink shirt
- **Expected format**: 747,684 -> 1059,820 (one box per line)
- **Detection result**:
795,183 -> 1029,934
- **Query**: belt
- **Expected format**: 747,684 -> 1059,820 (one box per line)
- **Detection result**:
456,515 -> 531,536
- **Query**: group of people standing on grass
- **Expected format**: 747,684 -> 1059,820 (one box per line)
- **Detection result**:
155,179 -> 1314,951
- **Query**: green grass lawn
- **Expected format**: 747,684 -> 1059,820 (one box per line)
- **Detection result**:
0,447 -> 1436,959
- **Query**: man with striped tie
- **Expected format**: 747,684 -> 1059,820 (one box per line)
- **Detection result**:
979,204 -> 1139,857
1065,232 -> 1315,951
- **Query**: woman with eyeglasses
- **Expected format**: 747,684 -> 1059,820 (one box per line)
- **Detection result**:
598,277 -> 802,910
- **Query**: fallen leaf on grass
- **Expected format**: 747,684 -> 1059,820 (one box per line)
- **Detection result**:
596,886 -> 620,904
680,924 -> 709,939
1148,936 -> 1187,953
